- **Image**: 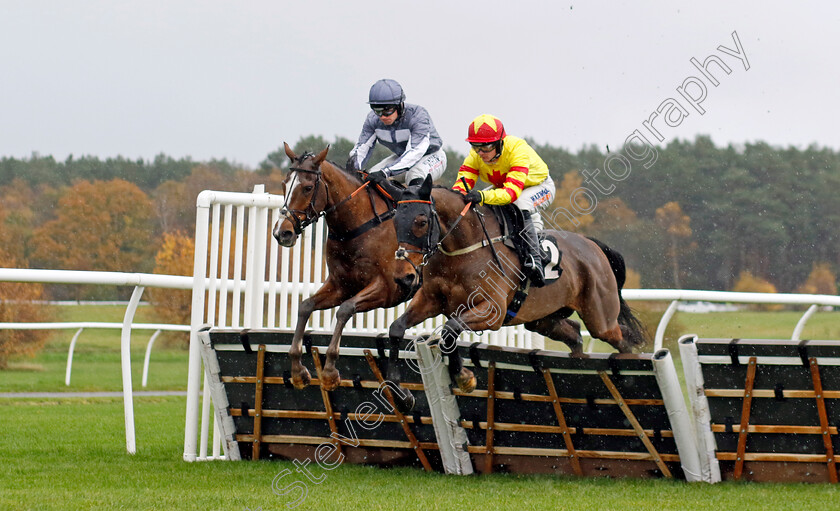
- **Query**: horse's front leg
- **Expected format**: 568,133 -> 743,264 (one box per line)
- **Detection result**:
290,280 -> 348,389
387,289 -> 440,412
320,280 -> 391,391
438,317 -> 476,393
441,296 -> 508,393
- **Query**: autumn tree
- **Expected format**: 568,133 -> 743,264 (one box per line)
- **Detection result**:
797,263 -> 837,295
732,271 -> 782,311
624,268 -> 642,289
0,204 -> 52,368
543,170 -> 595,232
655,201 -> 693,288
30,179 -> 157,274
148,232 -> 194,345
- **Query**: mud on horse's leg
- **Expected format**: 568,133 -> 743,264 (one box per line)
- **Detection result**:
386,315 -> 416,413
440,318 -> 476,393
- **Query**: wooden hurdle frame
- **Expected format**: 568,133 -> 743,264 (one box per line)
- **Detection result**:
680,335 -> 840,483
199,326 -> 703,480
416,337 -> 701,479
199,327 -> 441,470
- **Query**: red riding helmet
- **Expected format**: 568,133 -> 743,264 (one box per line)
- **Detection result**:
466,114 -> 506,143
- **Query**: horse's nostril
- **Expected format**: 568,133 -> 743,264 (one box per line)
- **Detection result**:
274,229 -> 295,245
395,274 -> 415,290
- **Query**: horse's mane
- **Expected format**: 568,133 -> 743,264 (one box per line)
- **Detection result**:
293,151 -> 364,184
328,160 -> 364,183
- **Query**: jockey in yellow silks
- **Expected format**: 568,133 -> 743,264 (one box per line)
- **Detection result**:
452,114 -> 556,287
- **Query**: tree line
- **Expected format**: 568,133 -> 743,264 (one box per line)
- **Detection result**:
2,135 -> 839,299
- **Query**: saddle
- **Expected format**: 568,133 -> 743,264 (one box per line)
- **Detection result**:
489,205 -> 551,271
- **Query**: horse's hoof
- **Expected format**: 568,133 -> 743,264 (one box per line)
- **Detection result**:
456,369 -> 477,394
392,389 -> 416,414
291,368 -> 311,390
320,368 -> 341,391
569,348 -> 587,358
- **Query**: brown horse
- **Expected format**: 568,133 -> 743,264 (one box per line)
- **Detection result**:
387,175 -> 646,409
273,143 -> 413,392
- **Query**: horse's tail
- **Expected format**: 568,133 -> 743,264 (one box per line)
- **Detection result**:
586,237 -> 648,348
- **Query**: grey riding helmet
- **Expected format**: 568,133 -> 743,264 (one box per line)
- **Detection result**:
368,79 -> 405,115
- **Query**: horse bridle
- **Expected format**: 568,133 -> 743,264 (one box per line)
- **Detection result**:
280,164 -> 326,235
394,198 -> 472,283
281,161 -> 385,237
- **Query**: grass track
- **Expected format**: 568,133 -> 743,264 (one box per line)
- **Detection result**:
2,396 -> 840,511
3,305 -> 840,510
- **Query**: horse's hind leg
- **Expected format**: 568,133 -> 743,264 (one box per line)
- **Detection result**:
576,262 -> 636,353
524,308 -> 584,355
579,311 -> 634,353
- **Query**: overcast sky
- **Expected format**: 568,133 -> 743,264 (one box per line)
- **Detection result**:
1,1 -> 836,169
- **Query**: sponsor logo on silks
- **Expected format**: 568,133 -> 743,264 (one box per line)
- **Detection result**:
530,189 -> 550,200
532,195 -> 551,208
529,188 -> 551,207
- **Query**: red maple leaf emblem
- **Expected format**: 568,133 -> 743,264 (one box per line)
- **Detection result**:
487,169 -> 506,188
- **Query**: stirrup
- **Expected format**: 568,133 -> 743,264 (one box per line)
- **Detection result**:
524,255 -> 546,287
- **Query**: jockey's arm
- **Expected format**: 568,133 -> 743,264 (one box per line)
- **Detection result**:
348,115 -> 378,170
452,165 -> 478,194
383,133 -> 431,177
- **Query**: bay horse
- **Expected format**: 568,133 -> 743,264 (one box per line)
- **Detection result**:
272,143 -> 413,392
387,175 -> 647,410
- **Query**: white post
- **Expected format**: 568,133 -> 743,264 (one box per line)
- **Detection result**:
416,339 -> 473,475
185,196 -> 212,461
678,335 -> 721,483
245,185 -> 269,329
651,348 -> 702,482
654,300 -> 680,352
64,327 -> 85,386
792,304 -> 818,341
121,285 -> 145,455
141,330 -> 162,387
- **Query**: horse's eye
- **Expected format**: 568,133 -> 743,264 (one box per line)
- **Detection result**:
417,219 -> 427,227
303,185 -> 314,193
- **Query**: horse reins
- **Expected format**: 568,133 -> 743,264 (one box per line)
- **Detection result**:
395,199 -> 506,270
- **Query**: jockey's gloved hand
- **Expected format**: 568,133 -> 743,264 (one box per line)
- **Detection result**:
464,189 -> 483,205
345,156 -> 357,171
365,171 -> 387,184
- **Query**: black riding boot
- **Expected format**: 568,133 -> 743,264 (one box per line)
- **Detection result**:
519,211 -> 546,288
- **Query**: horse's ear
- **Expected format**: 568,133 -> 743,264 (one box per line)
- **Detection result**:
284,142 -> 297,162
418,174 -> 433,199
313,145 -> 330,166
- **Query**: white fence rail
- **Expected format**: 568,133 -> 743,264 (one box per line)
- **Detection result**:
0,321 -> 189,386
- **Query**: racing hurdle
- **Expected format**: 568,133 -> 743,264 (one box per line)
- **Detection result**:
199,328 -> 442,470
415,336 -> 701,479
198,326 -> 703,480
680,335 -> 840,483
185,187 -> 543,461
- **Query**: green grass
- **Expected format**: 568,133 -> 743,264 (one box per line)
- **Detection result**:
545,308 -> 840,354
672,309 -> 840,341
2,396 -> 840,511
4,305 -> 840,510
0,304 -> 189,393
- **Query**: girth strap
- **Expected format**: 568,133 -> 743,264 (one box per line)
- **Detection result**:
438,235 -> 508,256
